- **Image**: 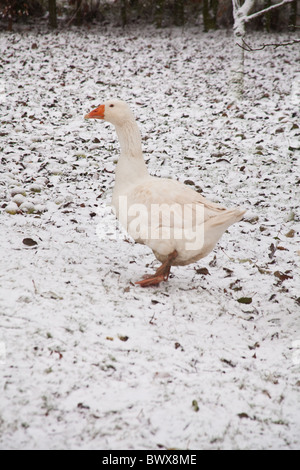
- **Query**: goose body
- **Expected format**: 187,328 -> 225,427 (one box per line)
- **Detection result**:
85,99 -> 245,286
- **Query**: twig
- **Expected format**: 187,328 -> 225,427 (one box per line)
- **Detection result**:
32,279 -> 38,295
237,37 -> 300,52
245,0 -> 294,23
66,3 -> 82,27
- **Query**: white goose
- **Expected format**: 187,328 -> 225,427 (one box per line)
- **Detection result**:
85,99 -> 245,287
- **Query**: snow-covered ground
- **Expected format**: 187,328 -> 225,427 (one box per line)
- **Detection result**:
0,25 -> 299,450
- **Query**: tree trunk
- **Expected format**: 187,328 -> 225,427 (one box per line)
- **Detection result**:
203,0 -> 218,32
120,0 -> 127,27
230,0 -> 251,99
6,0 -> 16,31
230,20 -> 246,100
289,0 -> 297,31
155,0 -> 165,28
203,0 -> 209,31
8,16 -> 13,32
230,0 -> 294,99
263,0 -> 272,32
48,0 -> 57,28
173,0 -> 184,26
75,0 -> 83,25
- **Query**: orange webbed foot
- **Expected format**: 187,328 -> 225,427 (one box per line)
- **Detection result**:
135,250 -> 178,288
135,274 -> 166,287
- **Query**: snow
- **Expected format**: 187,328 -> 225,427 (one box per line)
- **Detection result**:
0,25 -> 300,450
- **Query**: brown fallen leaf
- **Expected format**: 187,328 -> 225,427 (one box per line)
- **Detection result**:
23,238 -> 38,247
221,358 -> 236,368
238,412 -> 250,419
237,297 -> 252,304
195,267 -> 210,275
274,271 -> 293,282
118,335 -> 129,342
285,229 -> 295,238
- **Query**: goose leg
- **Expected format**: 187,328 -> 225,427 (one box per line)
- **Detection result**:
136,250 -> 178,287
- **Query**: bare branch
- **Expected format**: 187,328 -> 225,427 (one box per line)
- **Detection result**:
237,37 -> 300,52
245,0 -> 294,23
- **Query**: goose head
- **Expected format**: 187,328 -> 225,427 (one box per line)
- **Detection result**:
85,99 -> 135,127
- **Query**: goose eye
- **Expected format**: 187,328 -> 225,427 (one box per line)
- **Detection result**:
109,104 -> 114,108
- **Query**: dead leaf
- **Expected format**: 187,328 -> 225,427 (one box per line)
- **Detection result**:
237,297 -> 252,304
238,412 -> 250,419
248,342 -> 260,350
274,271 -> 293,281
118,335 -> 129,342
175,342 -> 184,351
223,267 -> 233,277
195,267 -> 210,275
285,229 -> 295,238
268,243 -> 276,259
23,238 -> 38,247
209,255 -> 217,267
220,358 -> 236,368
77,402 -> 90,410
192,400 -> 199,412
184,179 -> 195,186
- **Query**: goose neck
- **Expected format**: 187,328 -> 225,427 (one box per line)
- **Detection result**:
115,120 -> 143,160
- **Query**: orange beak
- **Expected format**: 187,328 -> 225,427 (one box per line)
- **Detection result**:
84,104 -> 105,120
